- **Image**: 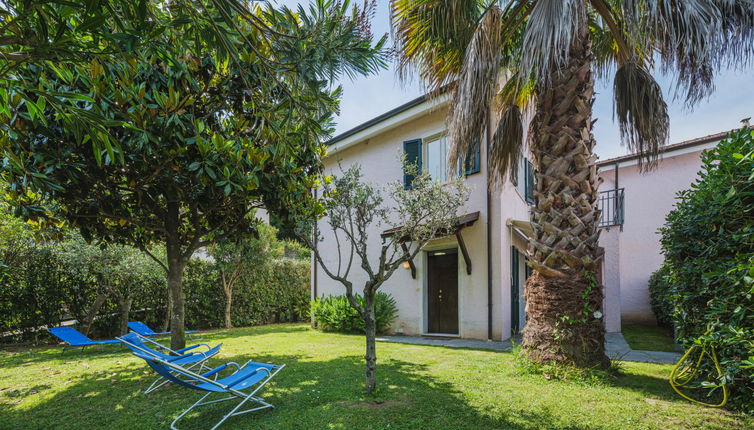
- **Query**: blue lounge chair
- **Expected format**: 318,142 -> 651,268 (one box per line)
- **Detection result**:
117,335 -> 284,430
48,327 -> 120,352
119,332 -> 222,394
128,321 -> 198,337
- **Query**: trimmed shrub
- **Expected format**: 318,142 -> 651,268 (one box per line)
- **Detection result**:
659,128 -> 754,412
311,292 -> 398,333
648,264 -> 675,328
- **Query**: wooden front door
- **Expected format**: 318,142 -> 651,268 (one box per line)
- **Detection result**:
427,249 -> 459,334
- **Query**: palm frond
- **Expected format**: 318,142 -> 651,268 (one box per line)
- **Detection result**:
623,0 -> 754,106
391,0 -> 483,92
613,62 -> 668,171
519,0 -> 585,87
489,104 -> 524,186
446,5 -> 503,170
497,72 -> 536,111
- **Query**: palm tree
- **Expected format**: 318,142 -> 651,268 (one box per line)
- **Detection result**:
392,0 -> 754,367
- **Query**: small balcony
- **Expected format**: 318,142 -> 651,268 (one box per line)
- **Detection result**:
598,188 -> 624,228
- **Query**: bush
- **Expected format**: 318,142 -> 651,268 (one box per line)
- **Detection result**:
648,264 -> 675,328
659,128 -> 754,413
311,292 -> 397,333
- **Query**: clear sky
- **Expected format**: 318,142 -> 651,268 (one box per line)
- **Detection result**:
275,0 -> 754,160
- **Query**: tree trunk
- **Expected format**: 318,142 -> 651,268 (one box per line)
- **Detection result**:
223,283 -> 233,329
522,25 -> 609,368
165,198 -> 187,350
117,294 -> 132,335
80,291 -> 108,336
166,247 -> 187,350
364,293 -> 377,395
161,291 -> 171,333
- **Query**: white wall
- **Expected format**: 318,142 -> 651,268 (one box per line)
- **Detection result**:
598,147 -> 708,323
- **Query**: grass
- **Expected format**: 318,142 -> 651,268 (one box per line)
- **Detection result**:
1,323 -> 750,430
622,323 -> 678,352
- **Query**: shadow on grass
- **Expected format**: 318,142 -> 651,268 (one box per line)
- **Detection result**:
2,352 -> 586,429
0,323 -> 309,367
0,323 -> 710,430
608,367 -> 679,400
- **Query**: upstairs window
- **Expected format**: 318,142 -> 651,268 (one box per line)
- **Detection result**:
425,134 -> 449,182
403,133 -> 481,189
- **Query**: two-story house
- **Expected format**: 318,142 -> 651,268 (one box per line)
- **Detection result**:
311,92 -> 732,341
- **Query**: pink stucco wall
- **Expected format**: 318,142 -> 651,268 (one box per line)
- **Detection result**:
598,146 -> 711,323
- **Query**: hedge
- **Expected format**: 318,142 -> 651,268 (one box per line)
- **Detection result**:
184,258 -> 310,329
0,241 -> 166,343
1,239 -> 310,343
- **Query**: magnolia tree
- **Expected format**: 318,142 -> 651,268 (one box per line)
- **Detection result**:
0,1 -> 386,350
299,162 -> 469,395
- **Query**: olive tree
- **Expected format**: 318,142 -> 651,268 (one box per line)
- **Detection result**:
299,162 -> 469,395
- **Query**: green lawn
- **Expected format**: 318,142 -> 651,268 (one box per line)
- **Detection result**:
622,323 -> 678,352
0,324 -> 749,429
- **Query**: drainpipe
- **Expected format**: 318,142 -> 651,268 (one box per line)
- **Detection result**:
312,188 -> 318,328
486,108 -> 493,341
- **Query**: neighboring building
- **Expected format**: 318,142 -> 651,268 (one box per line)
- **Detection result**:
311,92 -> 734,341
597,131 -> 733,324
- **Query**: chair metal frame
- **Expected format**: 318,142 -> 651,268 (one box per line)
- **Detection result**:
118,335 -> 283,430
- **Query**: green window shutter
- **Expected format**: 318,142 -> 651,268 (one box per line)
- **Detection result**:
463,136 -> 481,176
403,138 -> 422,189
524,158 -> 535,204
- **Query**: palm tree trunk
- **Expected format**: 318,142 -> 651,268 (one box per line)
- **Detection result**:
522,26 -> 609,368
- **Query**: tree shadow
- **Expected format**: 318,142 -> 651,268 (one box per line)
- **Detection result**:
607,364 -> 680,401
0,323 -> 309,367
1,350 -> 584,429
0,343 -> 127,368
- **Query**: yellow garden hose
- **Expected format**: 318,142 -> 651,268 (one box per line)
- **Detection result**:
669,341 -> 728,408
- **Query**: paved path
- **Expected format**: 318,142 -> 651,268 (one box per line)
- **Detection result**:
376,332 -> 681,364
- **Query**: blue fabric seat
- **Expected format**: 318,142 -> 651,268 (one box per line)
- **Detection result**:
127,321 -> 198,337
48,327 -> 120,352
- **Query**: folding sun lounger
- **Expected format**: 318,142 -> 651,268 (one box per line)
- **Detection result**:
48,326 -> 121,352
118,333 -> 284,430
128,321 -> 199,337
119,332 -> 222,394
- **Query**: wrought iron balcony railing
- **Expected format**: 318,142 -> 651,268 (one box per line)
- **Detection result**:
598,188 -> 624,228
